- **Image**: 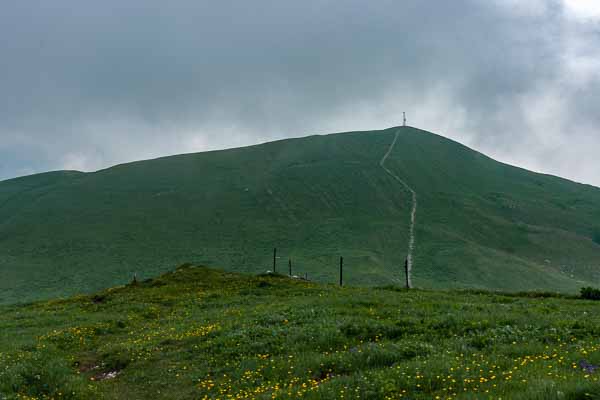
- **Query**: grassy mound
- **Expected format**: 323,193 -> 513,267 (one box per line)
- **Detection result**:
1,266 -> 600,399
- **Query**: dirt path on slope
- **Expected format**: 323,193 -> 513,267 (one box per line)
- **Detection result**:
379,129 -> 417,288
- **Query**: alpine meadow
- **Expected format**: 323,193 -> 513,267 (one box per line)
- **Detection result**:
2,128 -> 600,400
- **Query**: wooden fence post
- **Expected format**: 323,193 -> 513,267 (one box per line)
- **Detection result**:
339,256 -> 344,286
273,248 -> 277,273
404,258 -> 410,289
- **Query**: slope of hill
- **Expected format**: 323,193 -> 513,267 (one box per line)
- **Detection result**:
2,266 -> 600,400
1,126 -> 599,303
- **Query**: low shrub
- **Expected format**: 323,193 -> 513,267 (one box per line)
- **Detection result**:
593,229 -> 600,245
580,287 -> 600,300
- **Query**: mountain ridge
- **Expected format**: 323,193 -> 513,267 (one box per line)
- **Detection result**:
3,127 -> 597,190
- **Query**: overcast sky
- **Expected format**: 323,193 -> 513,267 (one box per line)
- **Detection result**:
1,0 -> 599,186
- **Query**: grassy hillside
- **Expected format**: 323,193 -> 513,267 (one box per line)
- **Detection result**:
2,265 -> 600,400
1,127 -> 599,303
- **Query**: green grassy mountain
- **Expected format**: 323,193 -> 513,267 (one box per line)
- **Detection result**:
1,126 -> 599,303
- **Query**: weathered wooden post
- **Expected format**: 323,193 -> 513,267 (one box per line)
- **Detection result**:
273,248 -> 277,273
288,258 -> 292,276
305,272 -> 308,280
339,256 -> 344,286
404,258 -> 410,289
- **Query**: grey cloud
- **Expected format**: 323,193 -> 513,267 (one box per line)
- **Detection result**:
1,0 -> 599,186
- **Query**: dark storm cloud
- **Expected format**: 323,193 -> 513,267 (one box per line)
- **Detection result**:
1,0 -> 599,185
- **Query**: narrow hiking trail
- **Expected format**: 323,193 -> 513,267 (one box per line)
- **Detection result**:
379,129 -> 417,288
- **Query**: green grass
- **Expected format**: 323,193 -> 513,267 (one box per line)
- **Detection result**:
2,265 -> 600,399
1,127 -> 600,304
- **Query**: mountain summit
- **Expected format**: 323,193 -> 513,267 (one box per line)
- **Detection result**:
1,127 -> 599,303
